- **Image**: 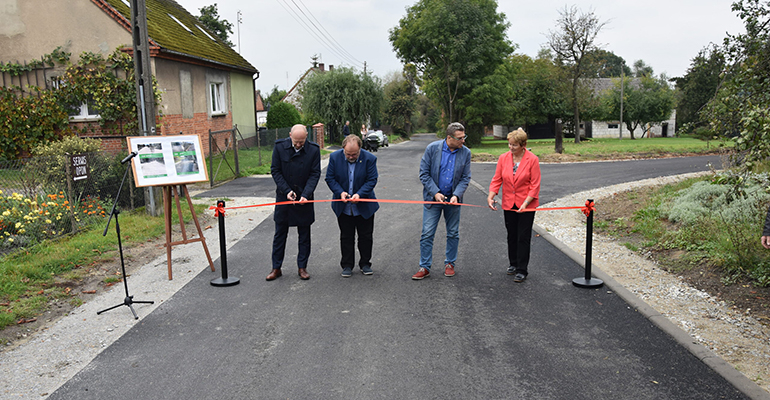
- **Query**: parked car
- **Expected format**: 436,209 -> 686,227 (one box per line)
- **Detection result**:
366,130 -> 388,148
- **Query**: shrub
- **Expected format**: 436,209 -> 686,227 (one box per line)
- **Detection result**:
266,102 -> 302,129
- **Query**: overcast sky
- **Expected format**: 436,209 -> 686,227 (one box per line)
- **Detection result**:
174,0 -> 745,93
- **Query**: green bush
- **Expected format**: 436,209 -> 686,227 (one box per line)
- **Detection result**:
266,102 -> 302,129
646,173 -> 770,286
0,87 -> 69,159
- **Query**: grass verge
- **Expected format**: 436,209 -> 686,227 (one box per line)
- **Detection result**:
471,137 -> 731,161
0,203 -> 207,330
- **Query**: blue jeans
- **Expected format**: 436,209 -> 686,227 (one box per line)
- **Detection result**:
419,203 -> 461,271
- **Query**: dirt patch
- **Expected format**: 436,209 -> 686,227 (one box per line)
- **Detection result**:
595,189 -> 770,327
0,213 -> 215,348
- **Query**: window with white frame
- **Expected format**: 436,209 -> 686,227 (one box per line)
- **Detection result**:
209,81 -> 225,115
68,101 -> 101,120
49,77 -> 100,121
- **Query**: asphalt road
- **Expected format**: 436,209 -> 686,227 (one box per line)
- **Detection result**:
51,135 -> 748,399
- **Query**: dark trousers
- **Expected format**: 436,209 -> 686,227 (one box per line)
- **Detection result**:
337,213 -> 374,270
504,208 -> 536,275
272,223 -> 311,269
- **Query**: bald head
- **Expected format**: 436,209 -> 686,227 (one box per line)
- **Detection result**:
289,124 -> 308,150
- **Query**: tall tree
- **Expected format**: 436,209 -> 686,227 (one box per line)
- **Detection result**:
584,50 -> 631,78
389,0 -> 513,144
672,44 -> 725,131
263,85 -> 288,110
300,67 -> 383,143
198,4 -> 234,47
517,55 -> 572,129
600,75 -> 675,139
382,69 -> 417,137
547,5 -> 607,150
632,60 -> 654,77
703,0 -> 770,173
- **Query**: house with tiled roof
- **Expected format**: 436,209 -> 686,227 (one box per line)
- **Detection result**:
0,0 -> 259,154
282,63 -> 332,110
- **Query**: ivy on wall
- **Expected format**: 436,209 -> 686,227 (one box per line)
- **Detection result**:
0,47 -> 161,159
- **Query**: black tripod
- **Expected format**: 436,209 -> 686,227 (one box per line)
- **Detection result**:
97,152 -> 154,319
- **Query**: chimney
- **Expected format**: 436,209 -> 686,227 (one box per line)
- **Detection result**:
329,65 -> 334,71
318,63 -> 325,71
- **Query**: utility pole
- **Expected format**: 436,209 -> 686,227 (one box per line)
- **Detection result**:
619,72 -> 624,140
236,10 -> 242,54
363,61 -> 367,75
130,0 -> 160,216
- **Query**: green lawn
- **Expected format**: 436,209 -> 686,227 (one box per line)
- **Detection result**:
472,137 -> 730,159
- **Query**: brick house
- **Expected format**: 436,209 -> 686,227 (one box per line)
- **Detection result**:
0,0 -> 259,156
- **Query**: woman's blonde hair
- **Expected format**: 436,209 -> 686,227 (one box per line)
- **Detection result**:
507,128 -> 528,147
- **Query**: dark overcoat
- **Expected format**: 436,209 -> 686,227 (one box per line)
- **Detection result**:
271,137 -> 321,226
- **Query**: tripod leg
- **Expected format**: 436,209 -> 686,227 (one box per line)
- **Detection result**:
97,303 -> 125,315
127,304 -> 139,320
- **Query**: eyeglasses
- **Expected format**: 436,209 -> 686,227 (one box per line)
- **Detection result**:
452,135 -> 467,141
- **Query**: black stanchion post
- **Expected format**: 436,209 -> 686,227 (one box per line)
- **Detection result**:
573,198 -> 604,288
211,200 -> 240,287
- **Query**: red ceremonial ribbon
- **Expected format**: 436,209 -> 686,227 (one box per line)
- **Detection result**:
209,198 -> 596,216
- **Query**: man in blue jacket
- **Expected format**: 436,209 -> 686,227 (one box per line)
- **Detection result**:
325,135 -> 380,277
267,124 -> 321,281
412,122 -> 472,280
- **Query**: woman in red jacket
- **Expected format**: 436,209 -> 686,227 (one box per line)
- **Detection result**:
487,128 -> 541,282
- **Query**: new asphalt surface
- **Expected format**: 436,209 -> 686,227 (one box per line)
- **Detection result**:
50,134 -> 755,399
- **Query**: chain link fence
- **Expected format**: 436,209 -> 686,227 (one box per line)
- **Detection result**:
253,125 -> 317,163
0,151 -> 144,254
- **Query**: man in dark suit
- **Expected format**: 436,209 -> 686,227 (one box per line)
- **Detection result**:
342,120 -> 350,137
267,124 -> 321,281
325,135 -> 379,277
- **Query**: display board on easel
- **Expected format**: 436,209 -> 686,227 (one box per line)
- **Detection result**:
126,135 -> 208,187
126,135 -> 214,279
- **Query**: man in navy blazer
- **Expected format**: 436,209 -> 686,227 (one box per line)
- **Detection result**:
325,135 -> 380,277
267,124 -> 321,281
412,122 -> 471,280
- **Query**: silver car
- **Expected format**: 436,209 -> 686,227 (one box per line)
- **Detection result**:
367,130 -> 388,147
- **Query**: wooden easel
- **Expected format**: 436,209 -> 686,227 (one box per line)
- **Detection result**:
162,184 -> 215,279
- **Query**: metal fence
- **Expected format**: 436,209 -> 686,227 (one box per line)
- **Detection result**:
253,125 -> 316,164
0,151 -> 143,254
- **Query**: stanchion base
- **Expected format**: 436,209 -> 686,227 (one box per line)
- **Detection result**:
211,277 -> 240,287
572,277 -> 604,288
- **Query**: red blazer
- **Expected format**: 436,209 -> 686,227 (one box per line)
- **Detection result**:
489,150 -> 541,210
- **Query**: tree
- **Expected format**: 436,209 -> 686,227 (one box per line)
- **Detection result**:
516,55 -> 572,129
461,55 -> 521,134
584,50 -> 631,78
703,0 -> 770,173
263,85 -> 288,110
198,4 -> 234,47
383,69 -> 416,137
547,5 -> 607,150
265,101 -> 301,129
672,44 -> 725,132
412,93 -> 441,132
632,60 -> 654,77
300,67 -> 383,143
600,75 -> 675,139
389,0 -> 513,144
